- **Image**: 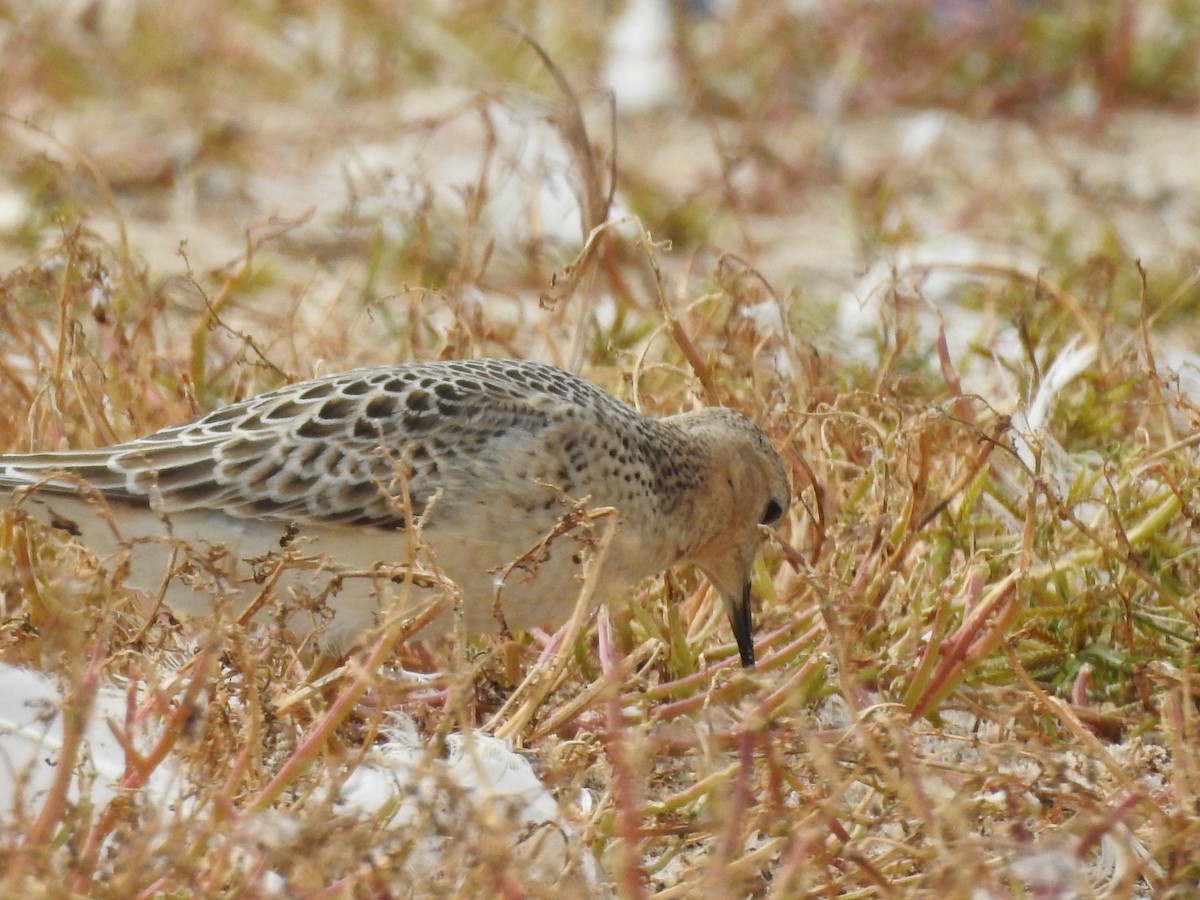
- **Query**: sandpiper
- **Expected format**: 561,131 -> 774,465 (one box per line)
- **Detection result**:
0,359 -> 788,665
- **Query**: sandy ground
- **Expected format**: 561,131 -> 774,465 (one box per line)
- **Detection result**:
6,85 -> 1200,375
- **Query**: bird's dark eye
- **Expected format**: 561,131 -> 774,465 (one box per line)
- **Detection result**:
761,498 -> 784,525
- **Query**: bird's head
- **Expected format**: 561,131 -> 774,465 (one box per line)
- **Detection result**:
664,407 -> 789,667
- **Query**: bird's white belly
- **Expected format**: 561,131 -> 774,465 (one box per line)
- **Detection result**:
5,490 -> 637,652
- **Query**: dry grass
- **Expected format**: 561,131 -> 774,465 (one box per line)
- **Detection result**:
3,0 -> 1200,896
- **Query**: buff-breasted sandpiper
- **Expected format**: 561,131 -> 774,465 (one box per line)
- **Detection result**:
0,359 -> 789,665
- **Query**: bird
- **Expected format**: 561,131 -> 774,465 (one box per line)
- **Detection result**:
0,359 -> 789,666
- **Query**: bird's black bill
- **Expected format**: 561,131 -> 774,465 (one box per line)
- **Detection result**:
733,582 -> 755,667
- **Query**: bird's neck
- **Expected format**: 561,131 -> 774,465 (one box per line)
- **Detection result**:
639,418 -> 722,564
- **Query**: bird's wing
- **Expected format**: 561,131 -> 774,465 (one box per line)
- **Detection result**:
0,361 -> 611,530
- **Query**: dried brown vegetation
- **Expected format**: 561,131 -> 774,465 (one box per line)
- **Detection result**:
3,0 -> 1200,896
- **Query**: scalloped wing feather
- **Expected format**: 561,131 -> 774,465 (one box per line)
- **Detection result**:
0,360 -> 618,530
